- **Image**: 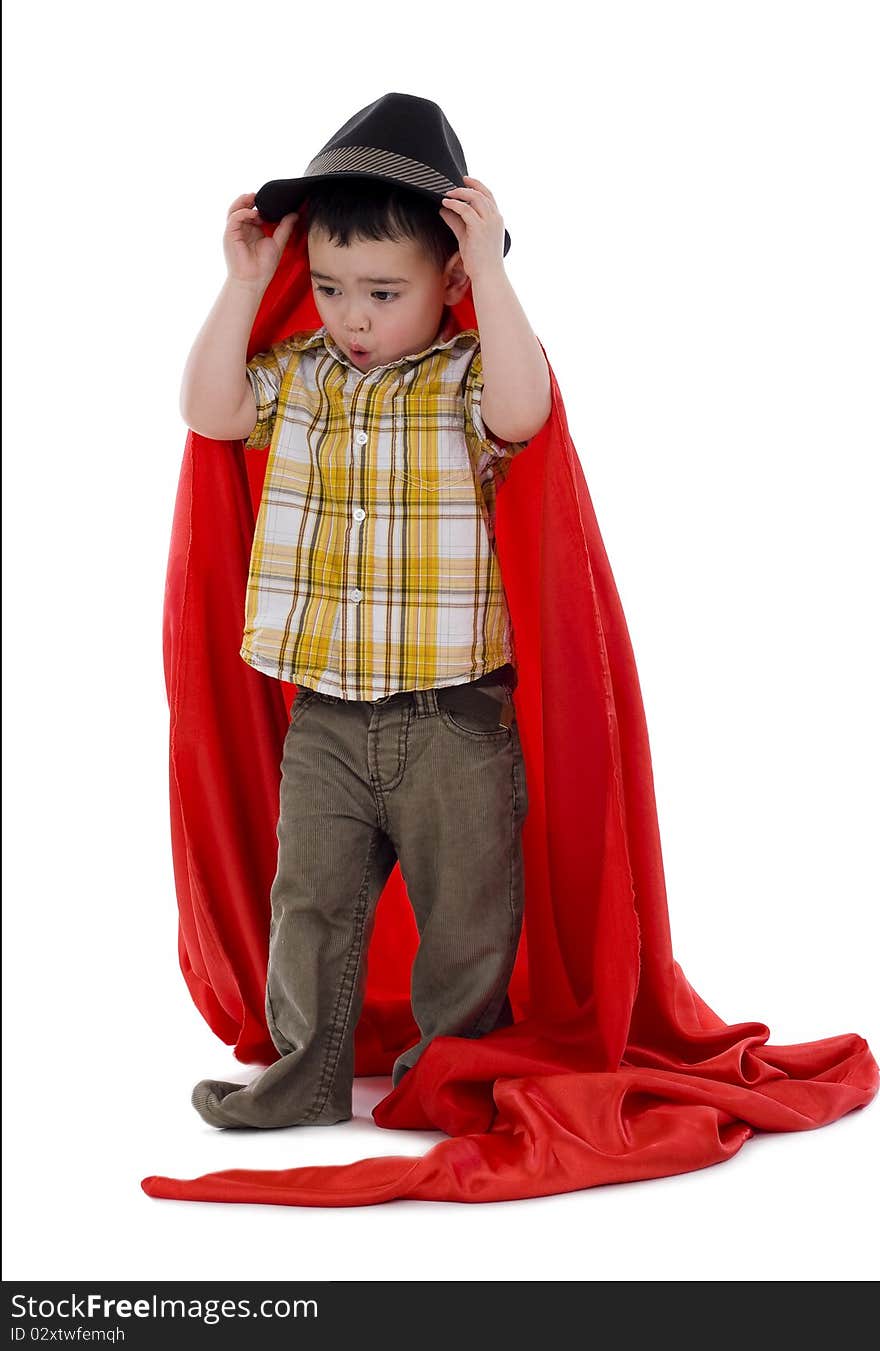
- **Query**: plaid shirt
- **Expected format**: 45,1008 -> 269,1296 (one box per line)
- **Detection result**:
240,311 -> 533,700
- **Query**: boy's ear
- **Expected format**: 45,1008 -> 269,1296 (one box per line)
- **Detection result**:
444,251 -> 472,302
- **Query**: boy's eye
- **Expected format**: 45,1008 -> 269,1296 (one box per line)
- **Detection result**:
315,285 -> 397,303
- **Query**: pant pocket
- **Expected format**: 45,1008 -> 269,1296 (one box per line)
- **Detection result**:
436,683 -> 514,740
289,687 -> 316,726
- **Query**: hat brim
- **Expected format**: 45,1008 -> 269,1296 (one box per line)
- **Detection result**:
254,173 -> 512,257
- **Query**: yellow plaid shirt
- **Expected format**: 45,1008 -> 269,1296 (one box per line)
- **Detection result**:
241,311 -> 533,700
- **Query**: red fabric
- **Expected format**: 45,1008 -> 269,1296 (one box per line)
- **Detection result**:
142,220 -> 878,1206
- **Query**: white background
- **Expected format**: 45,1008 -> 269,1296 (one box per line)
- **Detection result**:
3,0 -> 878,1283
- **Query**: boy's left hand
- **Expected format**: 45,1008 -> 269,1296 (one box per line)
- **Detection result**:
439,176 -> 507,281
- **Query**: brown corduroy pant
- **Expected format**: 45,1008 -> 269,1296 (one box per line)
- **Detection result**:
191,664 -> 529,1129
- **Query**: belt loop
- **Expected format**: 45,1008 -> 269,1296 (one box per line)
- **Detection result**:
414,687 -> 439,717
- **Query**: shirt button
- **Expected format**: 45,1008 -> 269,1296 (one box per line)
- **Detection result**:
350,588 -> 363,603
353,507 -> 366,521
355,431 -> 368,445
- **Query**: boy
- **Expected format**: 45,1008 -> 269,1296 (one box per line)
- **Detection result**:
179,100 -> 550,1129
143,95 -> 879,1209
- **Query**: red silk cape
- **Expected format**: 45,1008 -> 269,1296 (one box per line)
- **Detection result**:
142,222 -> 877,1207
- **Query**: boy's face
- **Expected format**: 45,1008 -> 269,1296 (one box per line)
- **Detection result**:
307,225 -> 471,372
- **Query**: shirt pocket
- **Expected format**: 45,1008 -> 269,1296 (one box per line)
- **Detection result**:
392,391 -> 475,492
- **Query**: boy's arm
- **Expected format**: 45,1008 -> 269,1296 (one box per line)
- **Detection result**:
464,348 -> 533,462
469,268 -> 551,444
179,276 -> 266,440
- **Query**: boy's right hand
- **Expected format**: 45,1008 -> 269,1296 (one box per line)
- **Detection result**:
224,192 -> 299,288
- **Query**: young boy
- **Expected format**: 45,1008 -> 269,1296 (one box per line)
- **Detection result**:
179,119 -> 550,1129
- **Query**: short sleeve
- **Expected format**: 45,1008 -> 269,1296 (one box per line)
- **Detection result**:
244,338 -> 301,449
463,347 -> 533,462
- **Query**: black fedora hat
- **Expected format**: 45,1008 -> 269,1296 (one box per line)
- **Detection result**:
253,91 -> 512,258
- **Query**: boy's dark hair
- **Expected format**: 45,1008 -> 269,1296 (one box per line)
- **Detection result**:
301,178 -> 459,272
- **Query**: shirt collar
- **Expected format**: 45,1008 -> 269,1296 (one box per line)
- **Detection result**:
297,310 -> 477,371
